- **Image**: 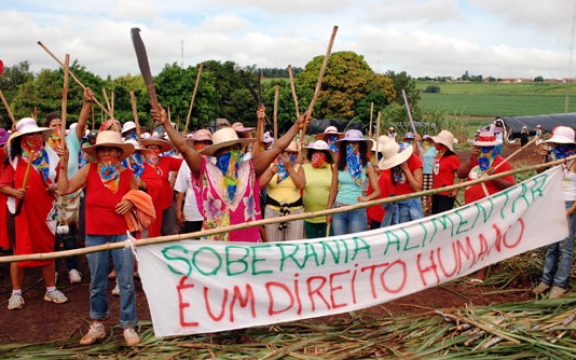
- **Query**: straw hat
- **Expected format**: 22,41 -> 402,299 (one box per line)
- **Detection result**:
82,131 -> 135,160
121,121 -> 137,134
140,135 -> 173,153
124,139 -> 151,152
335,129 -> 371,144
232,122 -> 254,133
315,125 -> 343,141
10,118 -> 53,144
302,140 -> 336,163
431,130 -> 455,152
473,129 -> 499,147
284,141 -> 300,153
378,141 -> 414,170
200,127 -> 255,156
544,126 -> 576,145
371,135 -> 394,153
191,129 -> 213,142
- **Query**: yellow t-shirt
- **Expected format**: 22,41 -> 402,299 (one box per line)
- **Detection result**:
302,163 -> 332,223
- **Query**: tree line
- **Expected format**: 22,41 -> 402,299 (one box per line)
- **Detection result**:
0,51 -> 422,135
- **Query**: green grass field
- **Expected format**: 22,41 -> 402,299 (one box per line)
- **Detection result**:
417,81 -> 576,117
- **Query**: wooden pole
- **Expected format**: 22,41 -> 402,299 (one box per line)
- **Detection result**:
110,90 -> 115,119
494,136 -> 540,170
373,111 -> 382,166
102,88 -> 112,117
273,85 -> 279,140
369,101 -> 374,138
22,151 -> 34,189
91,105 -> 95,131
33,107 -> 37,120
0,157 -> 566,264
300,25 -> 338,147
0,90 -> 16,125
60,54 -> 70,150
129,89 -> 141,145
401,89 -> 418,135
288,65 -> 300,118
184,63 -> 204,135
37,41 -> 112,118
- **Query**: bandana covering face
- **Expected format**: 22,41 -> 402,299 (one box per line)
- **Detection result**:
97,155 -> 121,193
195,141 -> 211,152
433,151 -> 445,175
326,134 -> 339,154
122,153 -> 145,178
478,147 -> 495,172
145,149 -> 163,175
311,151 -> 328,168
47,127 -> 62,149
124,131 -> 138,141
551,144 -> 575,161
21,134 -> 50,182
346,144 -> 363,186
276,154 -> 297,183
216,150 -> 243,202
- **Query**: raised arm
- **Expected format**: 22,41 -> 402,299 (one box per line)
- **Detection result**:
56,147 -> 89,195
253,111 -> 310,177
76,87 -> 95,141
151,103 -> 201,179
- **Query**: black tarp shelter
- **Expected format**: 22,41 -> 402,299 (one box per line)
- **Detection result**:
493,113 -> 576,139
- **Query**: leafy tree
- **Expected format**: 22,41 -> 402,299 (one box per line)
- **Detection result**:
385,70 -> 421,123
0,61 -> 35,127
534,75 -> 544,82
424,85 -> 441,93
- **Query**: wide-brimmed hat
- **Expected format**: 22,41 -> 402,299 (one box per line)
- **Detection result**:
302,140 -> 336,163
473,130 -> 499,147
191,129 -> 213,142
335,129 -> 371,144
315,126 -> 343,141
544,126 -> 576,144
0,128 -> 9,146
10,118 -> 53,145
121,121 -> 137,134
140,135 -> 173,153
431,130 -> 455,152
371,135 -> 394,153
200,127 -> 255,156
232,122 -> 254,133
284,141 -> 300,153
378,141 -> 413,170
82,131 -> 135,160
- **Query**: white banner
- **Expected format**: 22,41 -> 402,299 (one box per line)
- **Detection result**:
139,167 -> 568,337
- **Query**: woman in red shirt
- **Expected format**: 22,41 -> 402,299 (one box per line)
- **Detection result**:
430,130 -> 461,214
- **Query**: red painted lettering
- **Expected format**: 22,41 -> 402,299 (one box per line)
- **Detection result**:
379,259 -> 407,294
306,276 -> 330,311
266,282 -> 295,316
177,276 -> 199,327
229,285 -> 256,322
329,270 -> 350,309
416,251 -> 439,287
204,286 -> 228,322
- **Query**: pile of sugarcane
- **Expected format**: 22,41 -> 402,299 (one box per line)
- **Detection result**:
2,296 -> 576,359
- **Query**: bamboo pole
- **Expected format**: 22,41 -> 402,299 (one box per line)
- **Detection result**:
91,105 -> 95,131
129,89 -> 141,144
273,85 -> 279,140
60,54 -> 69,150
369,102 -> 374,138
0,156 -> 566,264
22,151 -> 34,189
37,41 -> 112,118
0,89 -> 16,125
288,65 -> 300,118
111,90 -> 115,119
184,62 -> 204,135
33,107 -> 37,120
299,25 -> 338,147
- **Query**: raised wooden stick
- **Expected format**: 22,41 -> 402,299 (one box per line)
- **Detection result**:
37,41 -> 111,117
273,85 -> 279,140
111,90 -> 115,119
129,89 -> 141,144
372,111 -> 382,166
369,101 -> 374,138
184,63 -> 204,135
33,107 -> 37,120
494,136 -> 540,170
60,54 -> 70,150
22,151 -> 34,188
102,88 -> 112,117
288,65 -> 300,118
300,25 -> 338,146
0,89 -> 16,125
401,89 -> 418,135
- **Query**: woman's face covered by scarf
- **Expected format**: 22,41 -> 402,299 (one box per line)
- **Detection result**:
551,143 -> 576,161
21,133 -> 43,154
478,146 -> 495,171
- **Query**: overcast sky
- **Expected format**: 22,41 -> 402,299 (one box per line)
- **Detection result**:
1,0 -> 576,80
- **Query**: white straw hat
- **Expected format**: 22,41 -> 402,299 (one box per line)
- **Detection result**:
10,118 -> 53,145
371,135 -> 394,153
544,126 -> 576,144
302,140 -> 336,163
200,127 -> 255,156
431,130 -> 455,152
140,135 -> 173,153
82,131 -> 135,160
378,141 -> 413,170
121,121 -> 137,134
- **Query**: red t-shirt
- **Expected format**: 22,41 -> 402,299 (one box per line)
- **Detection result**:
464,156 -> 515,204
432,153 -> 461,196
85,163 -> 133,235
394,154 -> 423,196
367,169 -> 394,223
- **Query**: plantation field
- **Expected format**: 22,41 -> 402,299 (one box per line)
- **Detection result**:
417,81 -> 576,117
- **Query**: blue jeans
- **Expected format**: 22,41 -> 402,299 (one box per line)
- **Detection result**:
541,201 -> 576,289
381,198 -> 424,228
332,203 -> 367,236
85,234 -> 137,329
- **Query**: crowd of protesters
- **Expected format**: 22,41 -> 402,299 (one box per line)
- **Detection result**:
0,85 -> 569,347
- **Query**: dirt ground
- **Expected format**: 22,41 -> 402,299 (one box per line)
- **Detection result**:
0,142 -> 543,345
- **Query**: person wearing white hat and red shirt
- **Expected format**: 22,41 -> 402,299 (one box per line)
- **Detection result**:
533,126 -> 576,299
0,118 -> 68,310
153,103 -> 311,242
429,130 -> 461,214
